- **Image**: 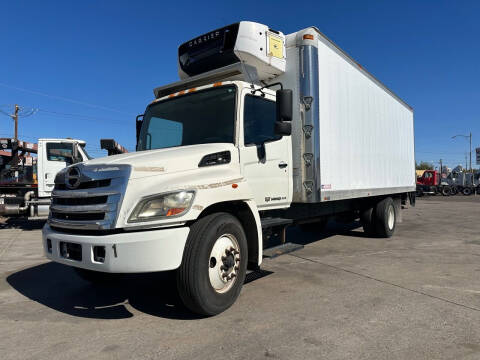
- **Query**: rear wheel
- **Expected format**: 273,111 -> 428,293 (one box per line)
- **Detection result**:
374,197 -> 396,238
360,207 -> 376,236
441,186 -> 451,196
463,187 -> 472,196
176,213 -> 248,316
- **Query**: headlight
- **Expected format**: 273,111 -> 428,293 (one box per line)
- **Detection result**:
128,191 -> 195,222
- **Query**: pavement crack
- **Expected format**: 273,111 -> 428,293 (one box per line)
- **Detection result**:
289,253 -> 480,313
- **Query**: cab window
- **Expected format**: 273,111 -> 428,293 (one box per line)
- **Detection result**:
243,95 -> 280,146
46,143 -> 73,164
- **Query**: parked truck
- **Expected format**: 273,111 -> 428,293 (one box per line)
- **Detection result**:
416,169 -> 479,196
0,137 -> 128,218
42,22 -> 416,315
0,138 -> 91,218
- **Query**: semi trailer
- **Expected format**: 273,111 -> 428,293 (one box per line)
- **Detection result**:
42,21 -> 416,315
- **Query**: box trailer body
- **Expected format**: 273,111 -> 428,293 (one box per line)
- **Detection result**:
42,21 -> 416,316
276,28 -> 415,203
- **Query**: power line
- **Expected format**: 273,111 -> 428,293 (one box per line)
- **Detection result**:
0,82 -> 134,116
36,108 -> 130,126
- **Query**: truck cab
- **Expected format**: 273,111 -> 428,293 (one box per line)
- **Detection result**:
37,138 -> 91,198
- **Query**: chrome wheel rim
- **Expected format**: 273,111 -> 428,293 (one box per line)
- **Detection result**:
387,205 -> 395,230
208,233 -> 240,293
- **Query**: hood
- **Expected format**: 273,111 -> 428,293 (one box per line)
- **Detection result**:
83,143 -> 236,179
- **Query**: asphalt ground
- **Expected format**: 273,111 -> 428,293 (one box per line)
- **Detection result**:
1,195 -> 480,360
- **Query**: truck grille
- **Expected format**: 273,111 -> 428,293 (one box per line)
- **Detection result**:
52,196 -> 108,206
52,212 -> 105,221
48,164 -> 130,231
54,179 -> 111,190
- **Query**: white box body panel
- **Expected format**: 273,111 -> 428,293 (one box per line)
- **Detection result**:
317,39 -> 415,200
276,28 -> 415,202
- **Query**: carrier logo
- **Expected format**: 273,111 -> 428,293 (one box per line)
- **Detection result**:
188,31 -> 221,47
65,166 -> 81,189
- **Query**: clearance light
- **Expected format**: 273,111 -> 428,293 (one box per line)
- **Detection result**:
303,34 -> 314,40
213,82 -> 223,87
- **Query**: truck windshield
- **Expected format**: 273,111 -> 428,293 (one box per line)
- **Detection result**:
138,86 -> 236,151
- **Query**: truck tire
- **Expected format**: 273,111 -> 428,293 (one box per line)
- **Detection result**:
360,207 -> 376,236
450,186 -> 458,195
74,268 -> 120,284
374,197 -> 396,238
441,186 -> 451,196
176,212 -> 248,316
462,187 -> 472,196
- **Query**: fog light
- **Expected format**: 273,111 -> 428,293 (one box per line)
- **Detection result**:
46,239 -> 52,253
93,246 -> 105,263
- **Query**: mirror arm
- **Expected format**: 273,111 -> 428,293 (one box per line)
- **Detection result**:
250,82 -> 284,95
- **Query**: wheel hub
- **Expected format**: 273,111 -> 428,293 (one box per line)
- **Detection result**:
209,234 -> 240,293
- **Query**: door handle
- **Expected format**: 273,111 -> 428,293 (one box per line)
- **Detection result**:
278,162 -> 288,169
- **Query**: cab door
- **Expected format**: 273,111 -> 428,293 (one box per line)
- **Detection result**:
239,89 -> 292,209
38,141 -> 74,198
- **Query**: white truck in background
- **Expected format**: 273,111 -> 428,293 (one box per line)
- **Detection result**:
42,21 -> 415,315
0,138 -> 127,218
0,138 -> 91,218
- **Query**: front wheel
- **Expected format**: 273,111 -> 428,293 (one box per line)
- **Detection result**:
176,213 -> 248,316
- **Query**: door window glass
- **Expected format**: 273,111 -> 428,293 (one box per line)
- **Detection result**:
46,143 -> 73,164
243,95 -> 280,145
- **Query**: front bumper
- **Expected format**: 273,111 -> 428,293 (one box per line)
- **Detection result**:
42,224 -> 190,273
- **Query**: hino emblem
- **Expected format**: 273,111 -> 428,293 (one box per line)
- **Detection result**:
65,166 -> 81,189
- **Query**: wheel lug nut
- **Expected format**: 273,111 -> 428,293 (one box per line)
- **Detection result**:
234,266 -> 239,270
222,273 -> 228,278
230,273 -> 236,278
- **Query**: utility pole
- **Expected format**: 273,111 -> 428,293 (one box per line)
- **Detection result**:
0,104 -> 37,140
14,104 -> 19,140
469,132 -> 472,173
440,159 -> 442,174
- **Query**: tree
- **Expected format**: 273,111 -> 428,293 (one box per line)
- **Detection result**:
416,161 -> 433,170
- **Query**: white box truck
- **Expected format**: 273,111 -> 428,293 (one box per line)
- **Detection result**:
42,22 -> 415,315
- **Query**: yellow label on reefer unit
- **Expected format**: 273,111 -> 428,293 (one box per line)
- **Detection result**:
267,34 -> 284,59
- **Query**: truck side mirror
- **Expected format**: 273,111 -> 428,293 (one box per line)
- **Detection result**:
274,121 -> 292,136
136,114 -> 144,147
275,89 -> 292,136
276,89 -> 293,122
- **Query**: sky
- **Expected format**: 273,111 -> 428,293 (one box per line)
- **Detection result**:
1,0 -> 479,169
